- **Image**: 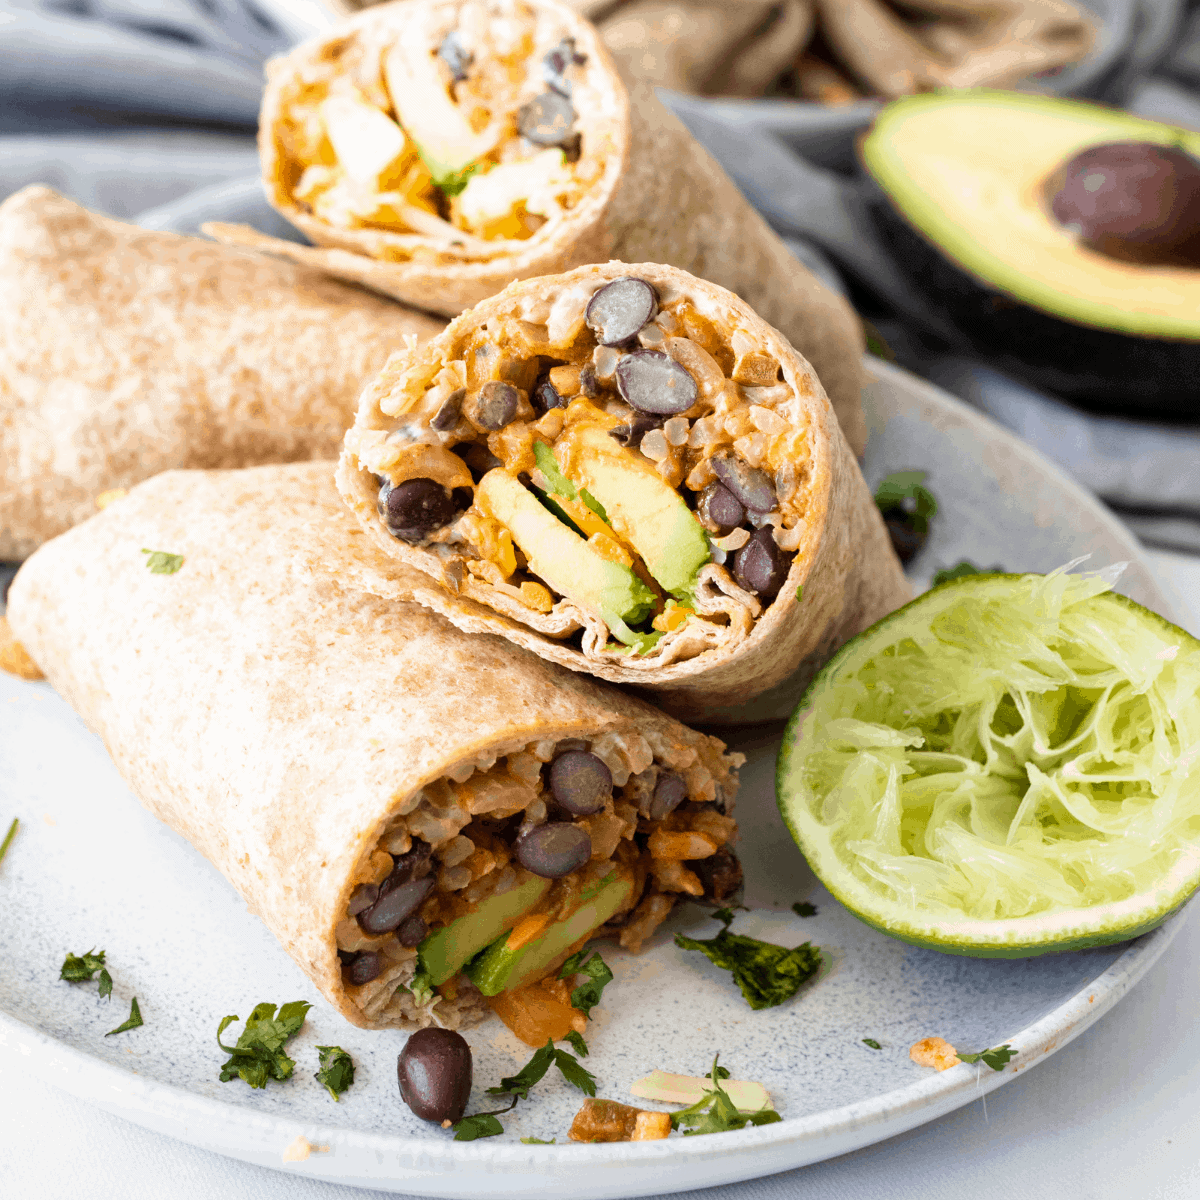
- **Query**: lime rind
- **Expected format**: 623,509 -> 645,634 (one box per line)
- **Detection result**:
777,568 -> 1200,956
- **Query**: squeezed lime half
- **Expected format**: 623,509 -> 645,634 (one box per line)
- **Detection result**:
777,568 -> 1200,956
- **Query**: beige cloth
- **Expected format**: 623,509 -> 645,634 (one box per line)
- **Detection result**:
7,462 -> 738,1030
211,0 -> 868,452
337,261 -> 910,726
0,186 -> 444,561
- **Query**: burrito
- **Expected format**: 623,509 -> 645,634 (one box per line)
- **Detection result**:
337,261 -> 909,725
7,462 -> 741,1033
0,185 -> 444,561
206,0 -> 868,452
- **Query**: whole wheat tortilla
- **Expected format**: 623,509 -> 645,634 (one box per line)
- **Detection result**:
206,0 -> 867,452
338,260 -> 908,725
7,461 -> 739,1030
0,186 -> 444,561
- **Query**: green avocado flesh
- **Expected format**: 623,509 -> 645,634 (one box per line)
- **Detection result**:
418,875 -> 552,986
777,569 -> 1200,958
477,468 -> 655,625
862,90 -> 1200,340
466,872 -> 633,995
563,425 -> 710,600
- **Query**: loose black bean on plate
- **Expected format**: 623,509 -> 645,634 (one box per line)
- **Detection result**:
344,950 -> 383,986
697,482 -> 745,536
649,772 -> 687,820
384,478 -> 458,543
615,350 -> 697,415
585,277 -> 659,346
438,31 -> 472,82
732,527 -> 792,600
468,381 -> 520,431
518,92 -> 577,149
515,822 -> 592,878
549,750 -> 613,815
398,1027 -> 474,1124
711,453 -> 776,513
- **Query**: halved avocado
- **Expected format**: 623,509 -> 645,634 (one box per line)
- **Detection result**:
861,90 -> 1200,415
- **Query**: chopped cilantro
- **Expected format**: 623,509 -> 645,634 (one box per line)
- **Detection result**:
873,471 -> 937,535
141,548 -> 184,575
931,560 -> 1003,587
559,948 -> 613,1018
432,163 -> 479,197
795,585 -> 803,602
791,902 -> 818,918
61,949 -> 113,1000
399,968 -> 434,1008
106,997 -> 143,1036
314,1045 -> 355,1101
452,1111 -> 508,1141
521,1136 -> 556,1144
675,910 -> 821,1010
715,1064 -> 731,1080
0,817 -> 17,866
957,1044 -> 1015,1072
671,1056 -> 781,1137
565,1030 -> 589,1057
862,1038 -> 882,1050
216,1001 -> 311,1089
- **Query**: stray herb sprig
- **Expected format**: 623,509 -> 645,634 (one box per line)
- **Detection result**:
862,1038 -> 882,1050
106,997 -> 143,1036
60,949 -> 113,1000
314,1045 -> 355,1101
0,817 -> 17,867
670,1056 -> 781,1136
559,947 -> 613,1018
874,471 -> 938,534
791,901 -> 817,918
216,1001 -> 312,1089
956,1044 -> 1015,1072
931,560 -> 1004,587
141,549 -> 184,575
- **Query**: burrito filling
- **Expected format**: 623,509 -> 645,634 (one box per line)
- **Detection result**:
336,728 -> 740,1030
348,274 -> 811,660
273,0 -> 616,256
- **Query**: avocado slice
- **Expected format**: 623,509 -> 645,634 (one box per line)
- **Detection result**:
558,425 -> 710,600
418,874 -> 551,986
860,90 -> 1200,414
465,871 -> 633,996
475,469 -> 655,625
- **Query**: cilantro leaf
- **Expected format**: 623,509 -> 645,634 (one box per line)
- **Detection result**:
60,949 -> 113,1000
314,1045 -> 355,1101
0,817 -> 18,867
533,441 -> 578,501
141,548 -> 184,575
565,1030 -> 589,1057
862,1038 -> 882,1050
432,163 -> 479,197
106,997 -> 143,1036
488,1041 -> 556,1100
521,1136 -> 556,1144
957,1044 -> 1015,1072
670,1055 -> 781,1137
675,911 -> 821,1010
453,1113 -> 506,1141
216,1001 -> 312,1089
874,471 -> 937,535
795,585 -> 803,602
400,968 -> 434,1008
553,1047 -> 597,1097
791,902 -> 817,918
931,560 -> 1004,587
559,949 -> 613,1018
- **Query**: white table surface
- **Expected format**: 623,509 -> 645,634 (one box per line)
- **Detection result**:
5,546 -> 1200,1200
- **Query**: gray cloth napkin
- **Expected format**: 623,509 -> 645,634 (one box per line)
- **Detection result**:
2,0 -> 1199,551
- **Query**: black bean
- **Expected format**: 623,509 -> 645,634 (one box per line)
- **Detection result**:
711,453 -> 776,513
398,1028 -> 473,1124
884,514 -> 925,563
689,846 -> 743,904
337,949 -> 356,965
438,31 -> 472,82
430,387 -> 465,432
549,750 -> 612,815
515,822 -> 592,878
518,92 -> 577,149
344,950 -> 383,986
609,412 -> 664,448
732,527 -> 792,600
533,377 -> 566,414
543,36 -> 586,96
397,915 -> 429,948
453,442 -> 503,482
384,478 -> 457,543
386,840 -> 434,889
347,883 -> 380,916
698,483 -> 745,536
585,277 -> 659,346
358,875 -> 435,935
615,350 -> 697,415
649,772 -> 687,820
468,381 -> 519,431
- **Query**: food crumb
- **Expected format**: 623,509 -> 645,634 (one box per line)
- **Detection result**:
910,1037 -> 959,1071
441,1119 -> 452,1129
0,617 -> 44,681
282,1136 -> 328,1162
43,814 -> 56,827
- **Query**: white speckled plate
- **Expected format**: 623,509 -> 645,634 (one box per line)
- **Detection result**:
0,358 -> 1186,1198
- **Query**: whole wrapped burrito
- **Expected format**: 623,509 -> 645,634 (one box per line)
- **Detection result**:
338,261 -> 909,724
0,186 -> 444,561
8,462 -> 741,1032
206,0 -> 868,451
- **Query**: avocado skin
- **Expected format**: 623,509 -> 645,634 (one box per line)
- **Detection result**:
865,187 -> 1200,418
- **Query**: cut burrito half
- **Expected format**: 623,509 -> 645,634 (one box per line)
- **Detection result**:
0,186 -> 443,561
206,0 -> 868,452
7,462 -> 741,1034
338,261 -> 909,724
